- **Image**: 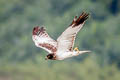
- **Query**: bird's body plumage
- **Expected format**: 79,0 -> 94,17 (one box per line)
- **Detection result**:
32,12 -> 90,60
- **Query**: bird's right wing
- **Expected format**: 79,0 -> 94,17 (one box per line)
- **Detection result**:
32,26 -> 57,53
57,12 -> 89,52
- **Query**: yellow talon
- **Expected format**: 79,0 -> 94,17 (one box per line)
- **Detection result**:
74,47 -> 79,51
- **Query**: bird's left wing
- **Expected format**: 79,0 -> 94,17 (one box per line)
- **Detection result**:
32,26 -> 57,53
57,12 -> 89,52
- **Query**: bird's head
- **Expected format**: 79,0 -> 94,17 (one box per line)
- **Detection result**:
45,54 -> 56,60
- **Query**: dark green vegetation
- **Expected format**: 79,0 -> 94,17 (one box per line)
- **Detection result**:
0,0 -> 120,80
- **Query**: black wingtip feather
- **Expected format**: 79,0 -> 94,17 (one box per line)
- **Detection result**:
76,12 -> 89,25
33,26 -> 45,35
71,12 -> 89,27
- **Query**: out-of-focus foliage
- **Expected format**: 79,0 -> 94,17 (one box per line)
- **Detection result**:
0,0 -> 120,80
0,57 -> 120,80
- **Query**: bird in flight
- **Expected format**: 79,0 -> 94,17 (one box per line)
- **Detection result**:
32,12 -> 91,60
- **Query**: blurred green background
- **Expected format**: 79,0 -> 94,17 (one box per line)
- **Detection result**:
0,0 -> 120,80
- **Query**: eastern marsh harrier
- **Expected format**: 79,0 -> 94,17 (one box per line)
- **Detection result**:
32,12 -> 90,60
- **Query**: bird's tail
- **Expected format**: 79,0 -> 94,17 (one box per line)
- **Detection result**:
79,50 -> 91,54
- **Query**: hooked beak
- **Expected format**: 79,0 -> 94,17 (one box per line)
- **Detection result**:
45,57 -> 48,60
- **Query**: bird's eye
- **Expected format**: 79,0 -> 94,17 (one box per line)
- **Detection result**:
48,56 -> 50,58
47,54 -> 53,59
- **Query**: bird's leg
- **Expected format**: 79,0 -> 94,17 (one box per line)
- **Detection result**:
74,47 -> 80,52
73,47 -> 81,56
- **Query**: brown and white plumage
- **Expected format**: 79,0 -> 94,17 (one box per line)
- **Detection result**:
32,27 -> 57,53
32,12 -> 91,60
